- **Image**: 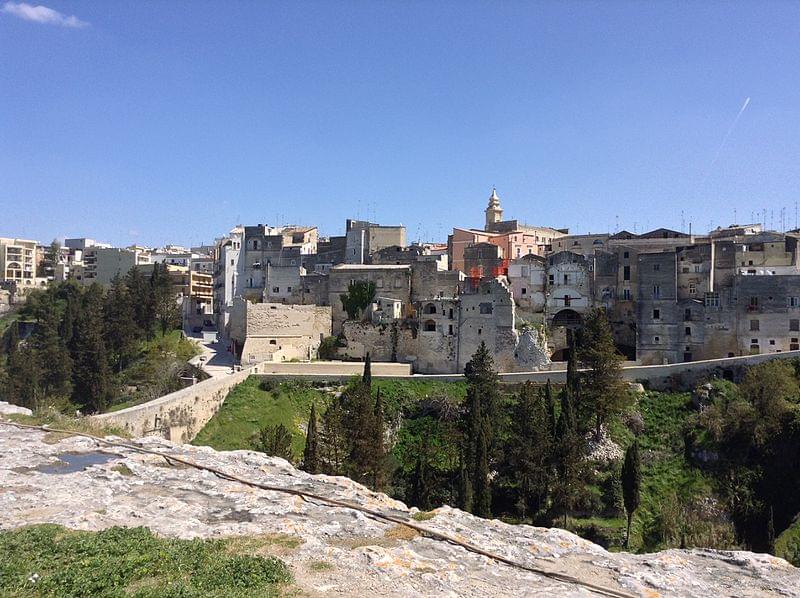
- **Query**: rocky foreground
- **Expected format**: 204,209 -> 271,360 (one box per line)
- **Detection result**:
1,424 -> 798,597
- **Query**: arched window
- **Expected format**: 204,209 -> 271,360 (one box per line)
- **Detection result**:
423,303 -> 437,314
423,319 -> 436,332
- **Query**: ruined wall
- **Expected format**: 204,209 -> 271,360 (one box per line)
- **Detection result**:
458,278 -> 518,372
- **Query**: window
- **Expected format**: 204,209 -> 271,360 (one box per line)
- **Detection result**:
623,251 -> 629,259
653,309 -> 660,320
622,288 -> 631,300
653,285 -> 661,299
272,286 -> 279,293
789,297 -> 800,308
689,283 -> 697,295
653,263 -> 660,271
563,274 -> 569,285
287,286 -> 292,292
684,308 -> 692,321
769,339 -> 776,346
479,302 -> 493,315
269,339 -> 277,345
424,303 -> 437,314
448,308 -> 454,319
376,277 -> 384,288
791,319 -> 800,332
705,292 -> 720,308
791,338 -> 799,351
548,274 -> 555,285
521,287 -> 527,295
694,265 -> 701,273
448,324 -> 454,335
685,326 -> 691,336
423,320 -> 436,332
654,336 -> 660,344
750,319 -> 760,331
749,296 -> 758,308
623,265 -> 630,281
478,328 -> 482,335
682,267 -> 690,273
564,295 -> 571,307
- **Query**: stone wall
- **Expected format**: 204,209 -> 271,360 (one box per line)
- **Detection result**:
92,367 -> 253,442
229,299 -> 332,365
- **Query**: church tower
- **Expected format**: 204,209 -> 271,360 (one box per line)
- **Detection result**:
484,187 -> 503,231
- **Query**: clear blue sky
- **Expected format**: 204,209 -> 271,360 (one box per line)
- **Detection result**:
2,1 -> 799,247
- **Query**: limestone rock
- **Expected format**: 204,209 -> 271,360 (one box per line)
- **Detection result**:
0,402 -> 31,416
0,425 -> 798,597
515,328 -> 551,370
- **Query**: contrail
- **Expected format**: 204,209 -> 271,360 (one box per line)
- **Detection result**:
706,96 -> 751,173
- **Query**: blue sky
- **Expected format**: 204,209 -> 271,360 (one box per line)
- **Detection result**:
2,1 -> 800,247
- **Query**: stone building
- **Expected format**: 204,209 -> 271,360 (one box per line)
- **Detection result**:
328,264 -> 412,333
344,220 -> 406,264
229,298 -> 331,365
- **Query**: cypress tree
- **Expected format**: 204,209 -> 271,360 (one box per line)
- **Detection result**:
59,298 -> 75,345
302,403 -> 320,474
126,266 -> 155,338
362,351 -> 372,389
371,387 -> 387,490
473,425 -> 492,518
31,307 -> 72,399
554,386 -> 583,527
319,397 -> 346,475
507,382 -> 553,522
104,275 -> 140,371
462,342 -> 498,517
622,440 -> 641,548
71,285 -> 112,413
544,379 -> 556,437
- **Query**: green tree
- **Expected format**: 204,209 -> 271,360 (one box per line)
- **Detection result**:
302,403 -> 320,474
126,266 -> 156,338
553,386 -> 584,527
319,398 -> 345,474
506,383 -> 553,522
254,423 -> 294,461
622,440 -> 641,548
150,263 -> 180,335
104,275 -> 140,371
70,285 -> 112,413
362,351 -> 372,389
342,379 -> 385,491
578,308 -> 631,440
29,305 -> 72,400
340,280 -> 376,320
462,342 -> 499,517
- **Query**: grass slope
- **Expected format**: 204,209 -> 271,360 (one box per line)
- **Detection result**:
192,378 -> 329,458
0,524 -> 291,597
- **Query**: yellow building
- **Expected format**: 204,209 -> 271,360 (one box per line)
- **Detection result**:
0,237 -> 37,286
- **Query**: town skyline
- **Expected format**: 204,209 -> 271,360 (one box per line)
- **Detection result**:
4,2 -> 800,246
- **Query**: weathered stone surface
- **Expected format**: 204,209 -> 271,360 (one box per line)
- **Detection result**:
0,401 -> 31,416
1,425 -> 798,597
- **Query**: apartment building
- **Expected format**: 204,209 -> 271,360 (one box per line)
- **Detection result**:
0,237 -> 38,287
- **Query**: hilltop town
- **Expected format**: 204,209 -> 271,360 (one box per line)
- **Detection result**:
4,189 -> 800,372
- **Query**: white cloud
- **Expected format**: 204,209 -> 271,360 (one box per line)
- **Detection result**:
2,2 -> 88,28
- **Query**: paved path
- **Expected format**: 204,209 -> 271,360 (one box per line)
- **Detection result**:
186,333 -> 236,378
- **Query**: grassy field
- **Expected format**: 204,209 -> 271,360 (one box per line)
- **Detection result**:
192,378 -> 330,459
0,524 -> 291,597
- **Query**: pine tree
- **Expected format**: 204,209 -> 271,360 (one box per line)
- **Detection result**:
578,308 -> 631,441
302,403 -> 320,474
622,440 -> 641,548
71,285 -> 112,413
255,423 -> 294,462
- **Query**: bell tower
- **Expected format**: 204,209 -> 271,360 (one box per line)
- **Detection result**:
485,187 -> 503,231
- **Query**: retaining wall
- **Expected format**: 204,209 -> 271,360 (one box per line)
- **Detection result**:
92,367 -> 255,442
